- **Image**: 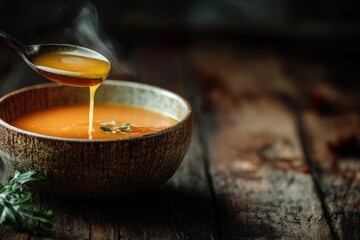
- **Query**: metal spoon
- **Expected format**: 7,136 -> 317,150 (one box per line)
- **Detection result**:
0,31 -> 110,87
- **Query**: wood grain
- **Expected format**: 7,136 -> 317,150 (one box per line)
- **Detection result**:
284,51 -> 360,240
0,222 -> 31,240
191,44 -> 332,239
302,112 -> 360,240
207,97 -> 330,239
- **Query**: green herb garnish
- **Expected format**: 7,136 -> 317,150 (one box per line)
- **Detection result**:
100,121 -> 132,134
100,126 -> 114,133
0,170 -> 54,234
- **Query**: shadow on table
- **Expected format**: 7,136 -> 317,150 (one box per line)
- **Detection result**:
36,183 -> 216,239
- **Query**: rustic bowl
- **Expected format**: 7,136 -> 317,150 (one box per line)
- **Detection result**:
0,80 -> 192,198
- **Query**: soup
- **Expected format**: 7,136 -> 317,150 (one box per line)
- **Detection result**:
31,50 -> 111,139
10,104 -> 177,140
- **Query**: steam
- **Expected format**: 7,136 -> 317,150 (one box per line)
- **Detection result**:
70,2 -> 132,77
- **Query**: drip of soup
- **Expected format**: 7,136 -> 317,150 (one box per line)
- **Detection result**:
88,84 -> 100,138
10,104 -> 177,139
31,50 -> 111,139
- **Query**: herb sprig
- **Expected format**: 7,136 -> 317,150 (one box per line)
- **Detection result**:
0,170 -> 54,234
100,121 -> 132,134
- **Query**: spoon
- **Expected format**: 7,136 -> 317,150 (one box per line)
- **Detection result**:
0,31 -> 110,87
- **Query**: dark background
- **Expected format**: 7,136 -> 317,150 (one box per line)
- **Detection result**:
1,1 -> 359,48
0,0 -> 359,94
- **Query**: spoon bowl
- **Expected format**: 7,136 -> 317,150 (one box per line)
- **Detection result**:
0,31 -> 110,87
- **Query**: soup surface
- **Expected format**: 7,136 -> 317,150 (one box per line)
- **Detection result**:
10,104 -> 177,139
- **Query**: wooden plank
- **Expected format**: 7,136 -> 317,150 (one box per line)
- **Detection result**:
88,203 -> 118,240
190,44 -> 332,239
302,112 -> 360,240
189,41 -> 303,104
282,49 -> 360,239
0,225 -> 30,240
209,98 -> 330,239
34,197 -> 91,239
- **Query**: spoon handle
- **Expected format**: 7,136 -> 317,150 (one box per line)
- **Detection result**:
0,31 -> 29,59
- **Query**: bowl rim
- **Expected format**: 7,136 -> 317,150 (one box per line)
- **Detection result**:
0,80 -> 192,142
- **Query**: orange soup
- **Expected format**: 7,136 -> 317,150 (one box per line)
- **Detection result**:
10,104 -> 177,140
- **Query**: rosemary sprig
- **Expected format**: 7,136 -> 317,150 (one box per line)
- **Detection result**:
100,121 -> 132,134
0,170 -> 54,234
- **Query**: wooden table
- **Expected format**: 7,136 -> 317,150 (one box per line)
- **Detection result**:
0,40 -> 359,239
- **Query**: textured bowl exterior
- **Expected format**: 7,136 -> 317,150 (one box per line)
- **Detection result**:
0,80 -> 192,198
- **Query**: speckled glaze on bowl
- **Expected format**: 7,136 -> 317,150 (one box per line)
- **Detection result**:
0,80 -> 192,198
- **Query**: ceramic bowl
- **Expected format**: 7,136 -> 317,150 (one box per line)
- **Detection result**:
0,80 -> 192,198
